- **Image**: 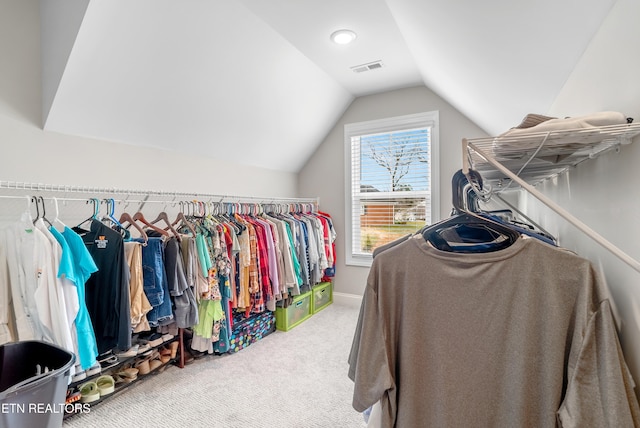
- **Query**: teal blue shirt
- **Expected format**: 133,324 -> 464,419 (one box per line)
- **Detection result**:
60,226 -> 99,370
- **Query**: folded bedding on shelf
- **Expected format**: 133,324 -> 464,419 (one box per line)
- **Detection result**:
492,111 -> 629,155
511,113 -> 556,130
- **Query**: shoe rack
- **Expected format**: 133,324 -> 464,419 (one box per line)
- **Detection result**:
63,330 -> 185,420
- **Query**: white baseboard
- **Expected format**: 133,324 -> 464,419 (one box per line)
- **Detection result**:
333,292 -> 363,308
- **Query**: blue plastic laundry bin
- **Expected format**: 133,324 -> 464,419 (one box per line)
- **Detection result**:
0,341 -> 75,428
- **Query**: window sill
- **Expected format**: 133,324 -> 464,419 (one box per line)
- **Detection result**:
345,257 -> 373,268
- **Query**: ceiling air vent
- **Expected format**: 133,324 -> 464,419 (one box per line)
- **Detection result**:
351,60 -> 384,73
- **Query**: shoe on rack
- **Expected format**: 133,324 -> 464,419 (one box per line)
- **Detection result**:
85,363 -> 102,377
147,350 -> 163,371
97,350 -> 114,362
140,333 -> 164,348
149,358 -> 163,371
136,343 -> 151,354
116,345 -> 139,359
96,375 -> 115,396
158,347 -> 171,364
99,355 -> 119,371
66,389 -> 81,405
79,382 -> 100,404
112,373 -> 132,386
169,341 -> 179,359
123,367 -> 139,378
162,333 -> 174,343
71,370 -> 86,383
134,355 -> 152,375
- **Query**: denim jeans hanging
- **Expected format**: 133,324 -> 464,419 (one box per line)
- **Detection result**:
139,237 -> 174,326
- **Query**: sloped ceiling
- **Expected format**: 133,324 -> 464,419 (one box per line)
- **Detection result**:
40,0 -> 616,173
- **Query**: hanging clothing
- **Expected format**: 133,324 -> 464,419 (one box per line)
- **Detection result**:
4,213 -> 53,342
317,211 -> 336,279
139,237 -> 174,327
124,241 -> 152,333
164,237 -> 198,328
74,220 -> 131,354
49,227 -> 82,350
0,230 -> 11,345
35,220 -> 76,362
190,225 -> 230,353
60,226 -> 99,370
349,234 -> 640,427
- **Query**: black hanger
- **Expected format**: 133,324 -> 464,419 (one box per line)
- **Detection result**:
451,169 -> 483,214
225,203 -> 246,232
422,169 -> 520,253
38,196 -> 52,227
31,196 -> 40,224
77,198 -> 100,229
461,172 -> 557,245
422,212 -> 520,253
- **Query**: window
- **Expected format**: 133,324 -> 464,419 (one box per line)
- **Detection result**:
345,111 -> 440,266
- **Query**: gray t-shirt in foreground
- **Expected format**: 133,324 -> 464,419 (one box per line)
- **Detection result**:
349,234 -> 640,427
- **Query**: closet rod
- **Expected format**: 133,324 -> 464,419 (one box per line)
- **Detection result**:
0,195 -> 305,206
462,138 -> 640,274
0,180 -> 319,206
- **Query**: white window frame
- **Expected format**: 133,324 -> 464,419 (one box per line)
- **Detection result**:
344,111 -> 440,267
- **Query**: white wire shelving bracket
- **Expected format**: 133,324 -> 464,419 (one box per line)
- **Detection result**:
462,122 -> 640,274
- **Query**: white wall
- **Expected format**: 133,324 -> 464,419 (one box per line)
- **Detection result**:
0,0 -> 297,198
298,86 -> 487,299
0,113 -> 297,197
519,0 -> 640,400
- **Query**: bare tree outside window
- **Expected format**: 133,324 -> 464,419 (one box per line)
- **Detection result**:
365,136 -> 423,192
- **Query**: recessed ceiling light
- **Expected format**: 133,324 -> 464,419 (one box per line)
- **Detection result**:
330,29 -> 357,45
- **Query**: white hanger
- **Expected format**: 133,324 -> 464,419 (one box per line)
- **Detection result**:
52,197 -> 66,230
24,195 -> 33,223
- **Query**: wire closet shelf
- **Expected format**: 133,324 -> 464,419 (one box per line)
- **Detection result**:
0,180 -> 319,214
463,122 -> 640,192
461,122 -> 640,274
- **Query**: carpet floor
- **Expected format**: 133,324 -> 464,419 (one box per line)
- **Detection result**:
63,303 -> 367,428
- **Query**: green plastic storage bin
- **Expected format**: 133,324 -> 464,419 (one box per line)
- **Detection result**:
311,282 -> 333,314
275,290 -> 312,331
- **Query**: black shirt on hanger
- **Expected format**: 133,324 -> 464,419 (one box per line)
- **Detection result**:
74,220 -> 131,354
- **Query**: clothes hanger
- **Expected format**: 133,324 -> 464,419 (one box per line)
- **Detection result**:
422,169 -> 520,253
132,211 -> 170,237
463,173 -> 557,245
219,203 -> 242,234
119,211 -> 149,243
31,196 -> 40,225
149,210 -> 180,238
52,197 -> 66,229
37,196 -> 52,227
171,202 -> 197,236
422,212 -> 520,253
76,198 -> 100,229
204,201 -> 221,226
101,198 -> 123,228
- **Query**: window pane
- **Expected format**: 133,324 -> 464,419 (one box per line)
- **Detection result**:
351,127 -> 431,255
355,197 -> 429,254
359,129 -> 429,193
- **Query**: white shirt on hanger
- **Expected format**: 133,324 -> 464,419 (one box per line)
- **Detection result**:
34,219 -> 76,358
5,213 -> 52,342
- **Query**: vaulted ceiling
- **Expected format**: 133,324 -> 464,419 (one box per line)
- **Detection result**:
40,0 -> 617,172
